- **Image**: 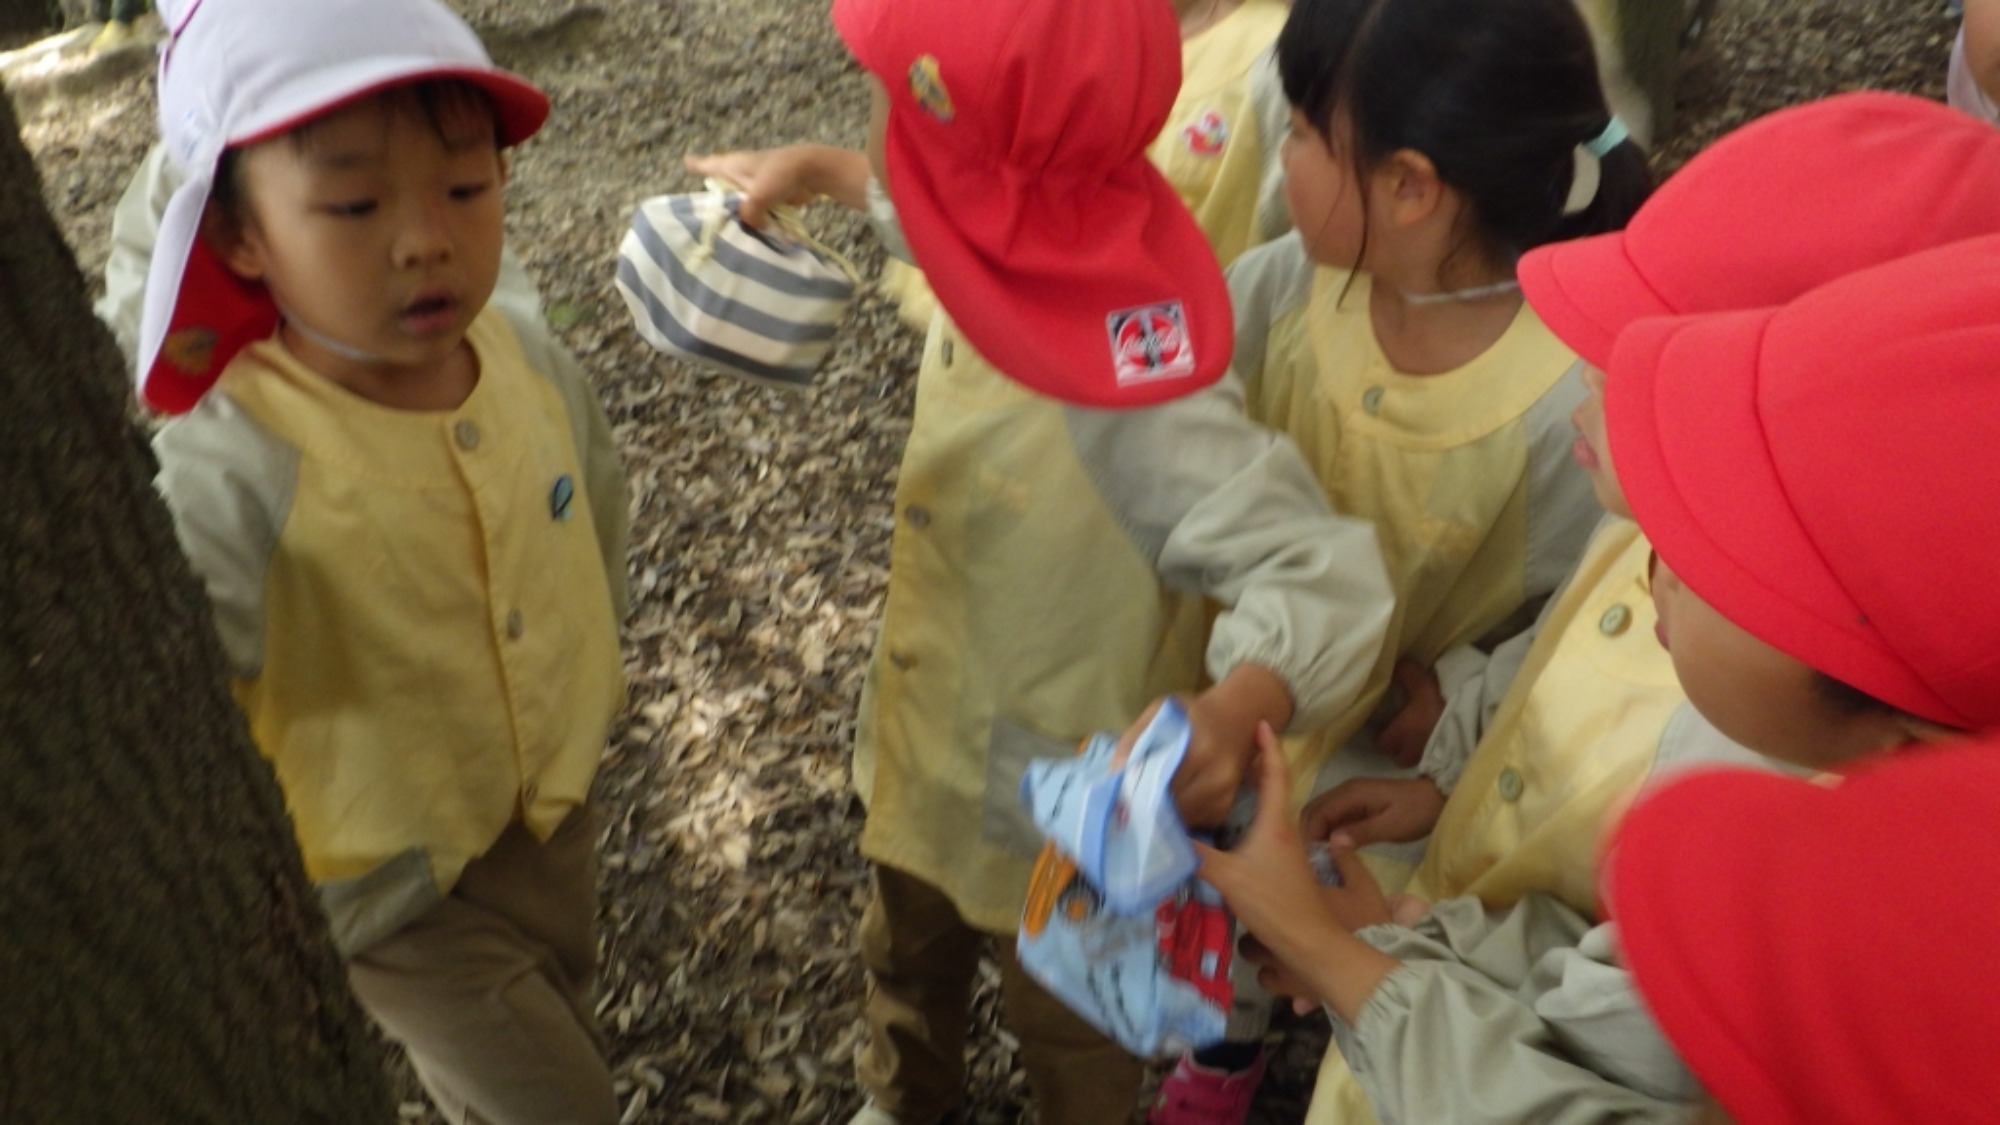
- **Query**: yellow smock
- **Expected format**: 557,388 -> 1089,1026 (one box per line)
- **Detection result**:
1238,258 -> 1594,777
853,320 -> 1209,933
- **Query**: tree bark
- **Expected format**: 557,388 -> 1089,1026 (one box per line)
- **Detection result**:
0,93 -> 391,1122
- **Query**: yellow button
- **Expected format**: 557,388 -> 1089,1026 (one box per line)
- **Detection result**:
1362,386 -> 1385,415
505,610 -> 524,640
1598,604 -> 1632,636
454,420 -> 481,451
1497,766 -> 1524,802
889,650 -> 917,670
940,338 -> 955,366
905,505 -> 933,529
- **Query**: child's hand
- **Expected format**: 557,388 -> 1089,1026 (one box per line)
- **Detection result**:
1191,723 -> 1341,964
1373,658 -> 1445,767
681,145 -> 868,228
1314,844 -> 1395,933
1195,723 -> 1405,1025
1115,664 -> 1294,829
1300,777 -> 1445,849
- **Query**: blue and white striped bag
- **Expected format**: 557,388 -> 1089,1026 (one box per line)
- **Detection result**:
615,186 -> 859,389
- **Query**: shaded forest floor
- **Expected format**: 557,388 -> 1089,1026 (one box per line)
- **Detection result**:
8,0 -> 1955,1120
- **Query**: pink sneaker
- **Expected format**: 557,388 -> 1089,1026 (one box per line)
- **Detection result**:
1148,1049 -> 1269,1125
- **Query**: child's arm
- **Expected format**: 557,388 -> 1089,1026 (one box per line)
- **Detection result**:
682,146 -> 872,228
1200,731 -> 1696,1122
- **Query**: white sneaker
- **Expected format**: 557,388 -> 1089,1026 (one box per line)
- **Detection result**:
847,1104 -> 904,1125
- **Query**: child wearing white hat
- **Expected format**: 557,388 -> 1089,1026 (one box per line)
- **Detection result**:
139,0 -> 627,1120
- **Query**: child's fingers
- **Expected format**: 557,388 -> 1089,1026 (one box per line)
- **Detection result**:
1250,721 -> 1294,809
1327,844 -> 1382,899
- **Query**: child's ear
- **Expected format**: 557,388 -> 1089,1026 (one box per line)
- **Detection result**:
1378,148 -> 1445,227
497,148 -> 512,187
202,203 -> 266,282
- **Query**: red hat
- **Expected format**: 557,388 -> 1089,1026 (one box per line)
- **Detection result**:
1607,236 -> 2000,730
831,0 -> 1232,409
1519,92 -> 2000,368
137,0 -> 549,414
1606,740 -> 2000,1125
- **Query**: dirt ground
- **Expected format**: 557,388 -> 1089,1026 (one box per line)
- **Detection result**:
6,0 -> 1957,1121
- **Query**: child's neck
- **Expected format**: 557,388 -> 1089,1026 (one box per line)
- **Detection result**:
1366,259 -> 1522,377
1174,0 -> 1239,38
282,323 -> 481,412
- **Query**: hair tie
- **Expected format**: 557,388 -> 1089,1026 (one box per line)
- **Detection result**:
1583,116 -> 1629,158
1562,116 -> 1628,216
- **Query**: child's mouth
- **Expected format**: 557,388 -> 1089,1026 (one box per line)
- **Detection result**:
402,294 -> 459,335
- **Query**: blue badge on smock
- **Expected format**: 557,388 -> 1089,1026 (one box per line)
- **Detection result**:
550,474 -> 575,520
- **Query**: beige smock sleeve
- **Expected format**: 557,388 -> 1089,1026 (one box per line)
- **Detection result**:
1248,47 -> 1293,247
1061,381 -> 1394,735
1336,707 -> 1788,1122
97,144 -> 176,365
152,393 -> 298,679
1337,895 -> 1698,1123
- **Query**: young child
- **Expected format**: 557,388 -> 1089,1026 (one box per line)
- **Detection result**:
1070,0 -> 1650,832
1608,735 -> 2000,1125
1291,89 -> 2000,1124
688,1 -> 1394,1121
1189,216 -> 2000,1124
139,1 -> 628,1121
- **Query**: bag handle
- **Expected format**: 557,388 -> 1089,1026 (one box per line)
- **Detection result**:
693,177 -> 863,285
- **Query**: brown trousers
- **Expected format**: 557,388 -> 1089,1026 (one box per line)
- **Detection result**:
347,811 -> 618,1125
856,863 -> 1146,1125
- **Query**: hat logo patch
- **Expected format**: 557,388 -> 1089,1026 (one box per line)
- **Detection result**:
1183,110 -> 1228,157
162,327 -> 219,375
1107,302 -> 1196,386
908,55 -> 955,123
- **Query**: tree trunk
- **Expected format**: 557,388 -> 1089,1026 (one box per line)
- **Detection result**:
0,94 -> 391,1122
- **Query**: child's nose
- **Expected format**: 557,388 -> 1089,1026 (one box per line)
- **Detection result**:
394,203 -> 453,267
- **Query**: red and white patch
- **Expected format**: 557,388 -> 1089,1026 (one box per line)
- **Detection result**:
1182,109 -> 1228,157
1106,301 -> 1196,387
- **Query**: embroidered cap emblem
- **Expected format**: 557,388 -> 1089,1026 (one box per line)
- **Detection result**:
1106,302 -> 1196,386
162,326 -> 218,375
908,55 -> 955,123
550,474 -> 575,521
1182,110 -> 1228,157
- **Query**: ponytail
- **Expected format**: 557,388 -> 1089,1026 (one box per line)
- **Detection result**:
1278,0 -> 1653,262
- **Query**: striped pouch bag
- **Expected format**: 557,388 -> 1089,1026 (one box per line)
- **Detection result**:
616,186 -> 859,389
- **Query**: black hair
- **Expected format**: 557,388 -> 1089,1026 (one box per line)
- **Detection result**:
1276,0 -> 1652,271
210,79 -> 502,229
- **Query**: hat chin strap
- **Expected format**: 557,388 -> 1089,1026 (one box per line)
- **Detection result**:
276,301 -> 391,365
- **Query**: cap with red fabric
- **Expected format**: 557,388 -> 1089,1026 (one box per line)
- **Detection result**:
1519,91 -> 2000,368
1606,235 -> 2000,730
1605,739 -> 2000,1124
136,0 -> 549,414
830,0 -> 1232,409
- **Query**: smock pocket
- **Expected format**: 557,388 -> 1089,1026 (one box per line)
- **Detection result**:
983,718 -> 1081,859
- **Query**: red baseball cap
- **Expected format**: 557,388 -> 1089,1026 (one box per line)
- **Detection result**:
138,0 -> 548,414
1519,92 -> 2000,368
831,0 -> 1232,409
1606,740 -> 2000,1124
1607,236 -> 2000,730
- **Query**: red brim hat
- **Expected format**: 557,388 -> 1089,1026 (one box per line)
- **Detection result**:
1519,92 -> 2000,369
137,0 -> 549,414
833,0 -> 1232,409
1607,235 -> 2000,729
1606,742 -> 2000,1124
